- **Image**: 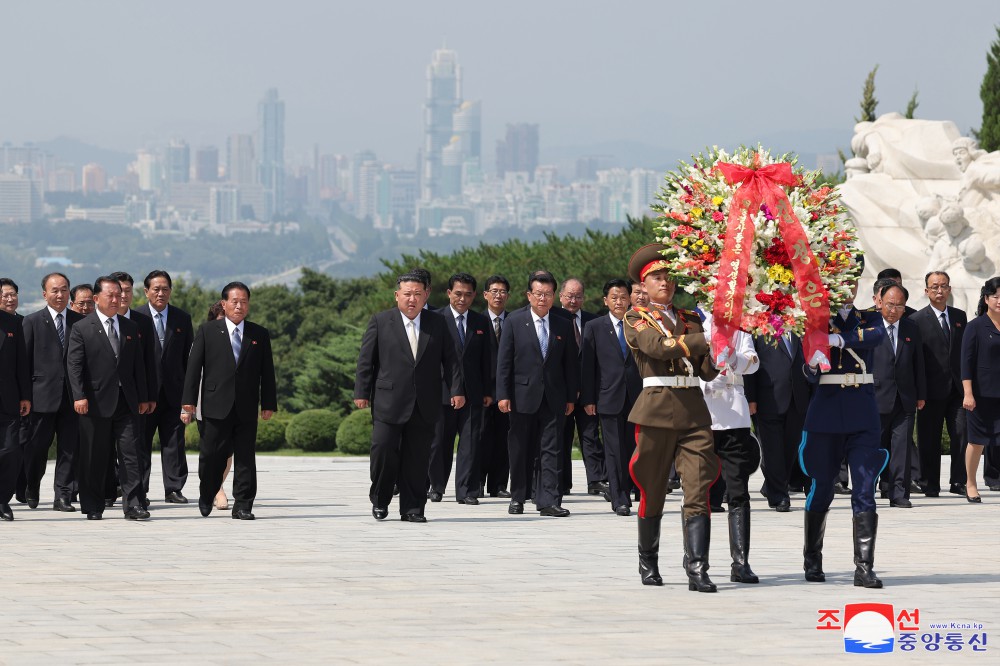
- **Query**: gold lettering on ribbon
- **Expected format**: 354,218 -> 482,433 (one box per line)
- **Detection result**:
791,239 -> 812,265
801,280 -> 822,308
724,209 -> 749,318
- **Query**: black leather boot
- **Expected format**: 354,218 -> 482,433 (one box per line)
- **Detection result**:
803,509 -> 827,582
728,504 -> 759,583
637,515 -> 663,586
683,514 -> 717,592
853,511 -> 883,588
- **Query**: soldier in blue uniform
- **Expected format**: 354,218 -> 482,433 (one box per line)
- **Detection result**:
798,278 -> 888,588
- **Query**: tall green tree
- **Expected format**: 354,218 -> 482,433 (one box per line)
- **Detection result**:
978,26 -> 1000,152
905,88 -> 919,119
855,65 -> 879,123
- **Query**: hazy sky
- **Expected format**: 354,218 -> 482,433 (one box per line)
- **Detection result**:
1,1 -> 997,164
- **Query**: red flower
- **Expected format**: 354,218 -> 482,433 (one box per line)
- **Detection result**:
762,238 -> 792,268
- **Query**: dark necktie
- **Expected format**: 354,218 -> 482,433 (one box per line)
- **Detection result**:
940,312 -> 950,344
232,327 -> 242,363
888,324 -> 897,356
106,317 -> 119,359
155,311 -> 166,346
617,319 -> 627,359
494,316 -> 502,341
55,312 -> 65,348
574,316 -> 581,347
456,314 -> 466,348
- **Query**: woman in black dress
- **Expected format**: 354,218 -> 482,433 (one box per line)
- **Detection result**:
961,276 -> 1000,503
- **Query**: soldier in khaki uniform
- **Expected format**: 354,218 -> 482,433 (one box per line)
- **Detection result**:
625,244 -> 722,592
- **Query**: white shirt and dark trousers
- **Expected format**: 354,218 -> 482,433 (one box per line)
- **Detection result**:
479,310 -> 511,496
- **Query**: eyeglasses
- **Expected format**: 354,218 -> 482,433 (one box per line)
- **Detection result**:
927,285 -> 951,292
529,291 -> 554,300
561,294 -> 583,301
487,289 -> 509,296
883,304 -> 906,311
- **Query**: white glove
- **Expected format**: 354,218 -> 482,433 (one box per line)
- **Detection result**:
827,334 -> 844,349
715,346 -> 731,368
808,349 -> 831,372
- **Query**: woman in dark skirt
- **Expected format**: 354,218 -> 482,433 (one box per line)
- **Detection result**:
961,276 -> 1000,503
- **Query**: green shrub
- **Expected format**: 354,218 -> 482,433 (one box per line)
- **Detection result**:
256,417 -> 287,452
286,409 -> 343,452
185,421 -> 201,448
337,408 -> 373,455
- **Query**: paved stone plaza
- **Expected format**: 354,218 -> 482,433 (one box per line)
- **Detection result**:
0,455 -> 997,664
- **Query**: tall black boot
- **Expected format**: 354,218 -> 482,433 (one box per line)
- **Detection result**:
803,509 -> 827,582
683,514 -> 717,592
728,504 -> 759,583
637,515 -> 663,586
853,511 -> 883,588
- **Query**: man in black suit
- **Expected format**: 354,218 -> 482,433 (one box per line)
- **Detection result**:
67,276 -> 153,521
354,273 -> 464,522
427,273 -> 493,504
911,271 -> 968,496
581,278 -> 642,516
140,270 -> 194,504
22,272 -> 83,511
181,282 -> 277,520
0,278 -> 19,317
557,277 -> 606,497
496,270 -> 578,517
872,284 -> 926,508
0,308 -> 31,521
479,275 -> 511,498
70,284 -> 95,315
745,331 -> 811,511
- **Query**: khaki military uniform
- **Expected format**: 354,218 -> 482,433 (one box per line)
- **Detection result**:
625,303 -> 720,519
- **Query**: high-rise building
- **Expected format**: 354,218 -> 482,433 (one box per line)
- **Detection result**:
165,140 -> 190,190
81,163 -> 107,195
0,174 -> 43,222
351,150 -> 377,207
357,160 -> 383,221
47,168 -> 76,192
135,150 -> 162,192
375,167 -> 418,230
257,88 -> 285,219
422,48 -> 462,201
227,134 -> 256,185
195,146 -> 220,182
209,186 -> 240,226
496,123 -> 539,180
452,100 -> 481,161
628,168 -> 660,218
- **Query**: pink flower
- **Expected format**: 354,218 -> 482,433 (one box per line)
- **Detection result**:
712,211 -> 724,222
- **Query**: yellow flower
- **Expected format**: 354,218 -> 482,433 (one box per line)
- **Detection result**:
681,239 -> 689,246
712,196 -> 724,206
767,264 -> 794,285
691,207 -> 703,219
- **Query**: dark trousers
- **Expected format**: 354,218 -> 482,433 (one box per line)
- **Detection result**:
428,403 -> 482,500
0,416 -> 20,503
985,445 -> 1000,487
709,428 -> 761,509
917,391 -> 967,493
599,412 -> 635,509
879,400 -> 914,502
800,428 -> 887,514
199,407 -> 258,512
77,393 -> 142,514
480,404 -> 510,494
23,401 -> 79,502
370,407 -> 435,516
509,401 -> 564,508
754,406 -> 805,505
559,404 -> 605,492
141,392 -> 189,496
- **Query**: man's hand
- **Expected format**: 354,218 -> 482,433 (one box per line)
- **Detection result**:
450,396 -> 466,409
18,400 -> 30,417
74,399 -> 88,415
808,349 -> 831,372
498,399 -> 511,414
180,411 -> 194,425
584,404 -> 596,416
354,399 -> 369,409
483,396 -> 493,408
916,399 -> 925,411
748,401 -> 757,415
261,410 -> 274,421
139,402 -> 155,415
963,394 -> 976,411
565,402 -> 574,416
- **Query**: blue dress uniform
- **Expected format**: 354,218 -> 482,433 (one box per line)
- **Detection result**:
798,307 -> 888,588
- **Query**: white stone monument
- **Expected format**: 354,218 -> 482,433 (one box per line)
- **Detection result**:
838,112 -> 1000,311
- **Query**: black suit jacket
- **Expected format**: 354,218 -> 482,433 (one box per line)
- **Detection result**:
354,308 -> 463,425
439,308 -> 492,405
182,319 -> 277,422
910,305 -> 966,400
126,308 -> 159,406
66,313 -> 148,417
961,314 -> 1000,398
872,316 -> 926,414
144,304 -> 194,408
23,307 -> 83,413
580,314 -> 641,415
482,309 -> 508,394
745,334 -> 810,416
496,309 -> 578,414
0,310 -> 30,418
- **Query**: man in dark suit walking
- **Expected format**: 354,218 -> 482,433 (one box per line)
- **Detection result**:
0,308 -> 31,521
745,331 -> 811,511
581,278 -> 642,515
140,270 -> 194,504
182,282 -> 277,520
872,284 -> 926,508
22,272 -> 83,511
497,271 -> 578,517
354,272 -> 464,522
911,271 -> 968,496
67,276 -> 153,521
479,275 -> 511,498
427,273 -> 493,504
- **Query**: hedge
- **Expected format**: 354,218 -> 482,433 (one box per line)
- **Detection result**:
337,408 -> 373,455
286,409 -> 343,452
256,417 -> 287,451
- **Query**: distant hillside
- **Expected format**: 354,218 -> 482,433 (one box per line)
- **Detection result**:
35,136 -> 134,175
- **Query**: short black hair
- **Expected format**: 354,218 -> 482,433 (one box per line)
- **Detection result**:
448,272 -> 477,291
484,275 -> 510,292
872,277 -> 897,297
603,278 -> 629,297
527,270 -> 557,293
879,283 -> 909,302
0,277 -> 19,293
109,271 -> 134,286
925,270 -> 950,286
70,284 -> 93,301
876,267 -> 902,281
144,270 -> 173,289
221,281 -> 251,300
93,275 -> 121,294
41,272 -> 69,290
977,276 -> 1000,317
409,267 -> 432,288
627,278 -> 641,294
397,272 -> 425,288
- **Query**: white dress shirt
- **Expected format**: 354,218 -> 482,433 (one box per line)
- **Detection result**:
699,330 -> 759,430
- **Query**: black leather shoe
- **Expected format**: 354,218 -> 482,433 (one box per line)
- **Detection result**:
26,496 -> 39,509
0,503 -> 13,521
165,491 -> 188,504
539,505 -> 570,517
588,481 -> 610,496
890,498 -> 913,508
497,489 -> 511,498
924,490 -> 939,497
427,491 -> 443,502
950,483 -> 967,495
666,478 -> 680,491
124,506 -> 150,521
372,506 -> 388,520
140,497 -> 150,510
400,513 -> 426,523
910,480 -> 924,493
508,501 -> 524,515
15,493 -> 26,504
232,508 -> 256,520
833,482 -> 850,495
457,497 -> 479,505
198,498 -> 213,517
53,498 -> 77,512
966,493 -> 983,504
615,505 -> 631,516
710,504 -> 726,513
989,484 -> 1000,492
87,512 -> 102,520
104,498 -> 116,508
774,498 -> 791,513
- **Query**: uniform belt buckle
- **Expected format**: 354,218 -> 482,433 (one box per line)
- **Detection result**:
843,373 -> 857,387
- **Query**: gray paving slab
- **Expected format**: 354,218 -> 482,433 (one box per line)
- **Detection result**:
0,455 -> 996,664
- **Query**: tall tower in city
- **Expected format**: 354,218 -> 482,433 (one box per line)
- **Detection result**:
496,123 -> 539,180
257,88 -> 285,219
422,47 -> 462,201
227,134 -> 256,185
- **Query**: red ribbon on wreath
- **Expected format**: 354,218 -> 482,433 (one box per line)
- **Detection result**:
711,160 -> 830,367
